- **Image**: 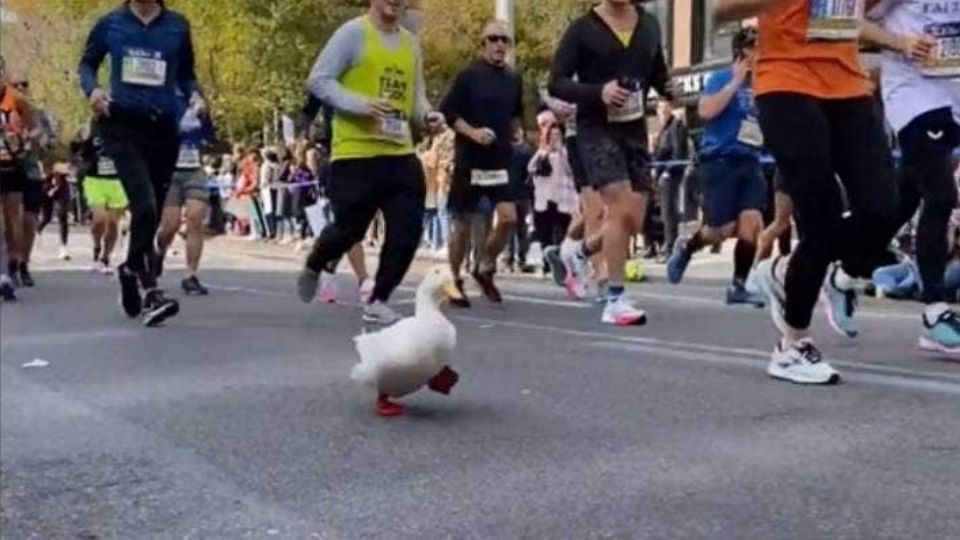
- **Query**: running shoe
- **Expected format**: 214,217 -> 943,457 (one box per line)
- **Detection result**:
666,238 -> 693,284
726,280 -> 765,308
767,339 -> 840,385
363,301 -> 402,326
181,275 -> 209,296
542,245 -> 567,286
744,264 -> 763,295
7,261 -> 20,287
919,309 -> 960,355
359,277 -> 375,304
95,261 -> 114,275
17,262 -> 34,288
0,277 -> 16,302
560,240 -> 589,300
141,289 -> 180,327
473,270 -> 503,303
450,278 -> 471,309
318,277 -> 337,304
820,262 -> 858,338
601,296 -> 648,326
117,264 -> 142,318
297,268 -> 320,303
564,275 -> 588,301
58,247 -> 71,261
754,257 -> 789,335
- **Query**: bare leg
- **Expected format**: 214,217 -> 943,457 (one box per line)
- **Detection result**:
2,194 -> 24,270
21,211 -> 37,264
102,210 -> 121,264
598,183 -> 646,286
346,242 -> 368,283
755,191 -> 793,265
156,206 -> 182,255
448,216 -> 471,281
482,202 -> 517,273
183,199 -> 208,275
90,207 -> 107,261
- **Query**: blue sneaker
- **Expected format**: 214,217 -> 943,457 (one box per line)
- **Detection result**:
820,263 -> 858,339
666,239 -> 693,284
542,245 -> 567,287
919,310 -> 960,355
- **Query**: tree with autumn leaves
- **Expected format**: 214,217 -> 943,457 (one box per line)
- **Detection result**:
2,0 -> 592,143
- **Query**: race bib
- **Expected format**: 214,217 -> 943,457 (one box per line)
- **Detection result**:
97,156 -> 117,176
737,117 -> 764,148
470,169 -> 509,187
377,112 -> 411,143
607,91 -> 645,123
806,0 -> 863,41
121,49 -> 167,87
177,146 -> 202,169
923,22 -> 960,78
565,116 -> 578,137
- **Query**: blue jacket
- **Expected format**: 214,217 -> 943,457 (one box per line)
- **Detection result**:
79,6 -> 200,118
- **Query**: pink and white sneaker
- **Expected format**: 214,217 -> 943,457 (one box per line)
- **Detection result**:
318,276 -> 337,304
359,278 -> 375,304
563,275 -> 587,300
601,296 -> 648,326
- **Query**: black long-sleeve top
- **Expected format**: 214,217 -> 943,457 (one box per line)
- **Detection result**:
548,6 -> 672,128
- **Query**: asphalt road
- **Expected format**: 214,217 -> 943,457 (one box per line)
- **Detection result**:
2,233 -> 959,539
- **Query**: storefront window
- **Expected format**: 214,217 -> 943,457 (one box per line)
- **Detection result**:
647,0 -> 673,63
694,0 -> 739,65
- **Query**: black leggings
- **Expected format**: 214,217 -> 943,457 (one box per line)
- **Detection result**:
39,197 -> 69,246
758,93 -> 899,330
306,155 -> 425,303
533,201 -> 572,250
891,107 -> 960,304
100,115 -> 180,289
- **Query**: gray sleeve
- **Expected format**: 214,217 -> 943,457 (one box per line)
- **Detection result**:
412,38 -> 431,129
306,19 -> 370,117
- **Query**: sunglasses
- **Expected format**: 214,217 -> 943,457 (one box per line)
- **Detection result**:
484,35 -> 512,45
13,82 -> 28,90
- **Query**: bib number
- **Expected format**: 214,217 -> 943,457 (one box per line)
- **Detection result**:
177,146 -> 202,169
923,22 -> 960,78
470,169 -> 509,187
121,49 -> 167,87
737,117 -> 764,148
607,91 -> 645,123
98,156 -> 117,176
806,0 -> 863,41
377,112 -> 411,143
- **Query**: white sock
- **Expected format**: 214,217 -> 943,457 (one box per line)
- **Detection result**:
924,302 -> 949,324
831,265 -> 855,291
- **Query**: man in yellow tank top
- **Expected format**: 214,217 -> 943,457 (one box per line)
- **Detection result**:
301,0 -> 442,325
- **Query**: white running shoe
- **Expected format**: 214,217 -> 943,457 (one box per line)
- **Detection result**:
93,260 -> 114,275
560,239 -> 589,298
601,296 -> 648,326
363,301 -> 401,326
767,339 -> 841,384
58,247 -> 71,261
359,278 -> 375,304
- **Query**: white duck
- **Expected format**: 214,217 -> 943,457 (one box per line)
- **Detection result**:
351,266 -> 462,416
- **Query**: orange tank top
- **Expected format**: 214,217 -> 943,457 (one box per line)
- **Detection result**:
755,0 -> 869,99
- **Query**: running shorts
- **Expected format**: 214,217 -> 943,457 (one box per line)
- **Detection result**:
0,162 -> 26,195
85,176 -> 129,210
447,167 -> 515,216
164,169 -> 210,208
699,155 -> 767,227
576,122 -> 653,193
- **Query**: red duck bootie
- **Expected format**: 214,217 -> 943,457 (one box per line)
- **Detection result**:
376,394 -> 406,417
427,366 -> 460,395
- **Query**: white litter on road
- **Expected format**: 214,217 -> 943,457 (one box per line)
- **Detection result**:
21,359 -> 50,368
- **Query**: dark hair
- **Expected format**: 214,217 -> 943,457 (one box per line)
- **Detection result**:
732,27 -> 758,60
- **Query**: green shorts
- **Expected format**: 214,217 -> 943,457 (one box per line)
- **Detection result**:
85,176 -> 129,210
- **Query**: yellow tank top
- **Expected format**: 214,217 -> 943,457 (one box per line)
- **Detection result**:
332,17 -> 417,161
616,29 -> 633,47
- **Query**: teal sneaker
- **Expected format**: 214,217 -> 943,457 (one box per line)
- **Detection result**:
820,263 -> 858,338
919,310 -> 960,355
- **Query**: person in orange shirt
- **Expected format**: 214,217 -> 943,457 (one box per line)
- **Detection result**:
0,55 -> 39,301
715,0 -> 900,384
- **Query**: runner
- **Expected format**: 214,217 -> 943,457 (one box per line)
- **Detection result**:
862,0 -> 960,353
439,19 -> 523,306
300,0 -> 442,325
81,121 -> 128,275
715,0 -> 902,383
156,97 -> 211,296
0,55 -> 38,299
11,77 -> 46,287
79,0 -> 204,326
666,27 -> 767,308
548,0 -> 673,325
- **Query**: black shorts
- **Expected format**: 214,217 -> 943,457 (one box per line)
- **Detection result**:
699,155 -> 767,227
22,177 -> 42,214
565,136 -> 589,192
0,162 -> 27,195
576,122 -> 653,193
447,167 -> 515,216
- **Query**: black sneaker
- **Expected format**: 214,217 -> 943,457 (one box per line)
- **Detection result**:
142,290 -> 180,327
117,264 -> 142,318
472,270 -> 503,303
7,261 -> 20,287
0,280 -> 16,302
450,278 -> 471,309
18,262 -> 34,288
181,275 -> 209,296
